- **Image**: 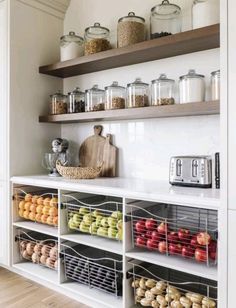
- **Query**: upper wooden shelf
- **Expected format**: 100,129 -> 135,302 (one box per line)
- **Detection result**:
39,24 -> 220,78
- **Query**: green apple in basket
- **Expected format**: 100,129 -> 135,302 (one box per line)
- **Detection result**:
68,218 -> 79,230
80,221 -> 90,233
95,215 -> 103,227
72,213 -> 82,226
101,217 -> 109,228
79,207 -> 89,215
92,210 -> 102,217
83,213 -> 94,226
116,220 -> 123,230
97,227 -> 108,237
108,227 -> 118,239
116,229 -> 123,241
108,216 -> 117,228
89,222 -> 98,235
111,211 -> 122,220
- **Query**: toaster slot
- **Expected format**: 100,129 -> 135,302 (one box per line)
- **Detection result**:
176,159 -> 182,176
192,159 -> 199,178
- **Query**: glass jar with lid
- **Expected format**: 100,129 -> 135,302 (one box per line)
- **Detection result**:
85,85 -> 105,112
211,70 -> 220,101
179,69 -> 205,104
105,81 -> 126,110
84,23 -> 111,55
192,0 -> 220,30
68,87 -> 85,113
150,0 -> 182,39
127,78 -> 149,108
117,12 -> 146,48
50,91 -> 67,115
60,31 -> 84,61
151,74 -> 175,106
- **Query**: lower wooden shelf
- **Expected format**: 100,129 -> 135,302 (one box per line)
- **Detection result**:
39,101 -> 220,124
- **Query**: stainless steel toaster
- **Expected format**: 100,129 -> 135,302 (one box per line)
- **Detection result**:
169,156 -> 212,188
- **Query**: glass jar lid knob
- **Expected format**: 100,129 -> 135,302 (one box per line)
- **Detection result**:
162,0 -> 170,4
128,12 -> 135,16
69,31 -> 76,36
94,23 -> 101,27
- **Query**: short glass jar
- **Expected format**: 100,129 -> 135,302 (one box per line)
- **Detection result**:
127,78 -> 149,108
105,81 -> 126,110
179,69 -> 205,104
211,70 -> 220,101
60,31 -> 84,61
85,85 -> 105,112
68,87 -> 85,113
84,23 -> 111,55
151,74 -> 175,106
50,91 -> 67,115
192,0 -> 220,30
117,12 -> 146,48
150,0 -> 182,39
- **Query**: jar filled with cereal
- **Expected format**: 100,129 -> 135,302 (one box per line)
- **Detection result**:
50,91 -> 67,115
127,78 -> 149,108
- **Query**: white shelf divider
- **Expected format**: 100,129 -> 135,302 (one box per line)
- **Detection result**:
13,221 -> 58,237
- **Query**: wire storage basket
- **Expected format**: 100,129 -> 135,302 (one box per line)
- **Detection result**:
61,243 -> 123,297
63,194 -> 123,241
128,260 -> 217,307
126,202 -> 218,267
14,188 -> 58,227
16,230 -> 58,270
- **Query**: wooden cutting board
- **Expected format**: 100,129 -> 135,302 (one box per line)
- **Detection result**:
79,125 -> 117,177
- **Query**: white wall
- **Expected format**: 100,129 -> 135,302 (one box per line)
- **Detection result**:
62,0 -> 220,181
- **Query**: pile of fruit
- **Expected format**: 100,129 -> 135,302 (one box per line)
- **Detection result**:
19,239 -> 58,270
68,208 -> 123,241
135,219 -> 217,263
132,277 -> 216,307
64,255 -> 122,295
18,194 -> 58,227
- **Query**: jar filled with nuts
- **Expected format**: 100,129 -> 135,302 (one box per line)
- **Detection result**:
84,23 -> 111,55
105,81 -> 126,110
151,74 -> 175,106
85,85 -> 105,112
50,91 -> 67,115
127,78 -> 149,108
117,12 -> 146,48
68,87 -> 85,113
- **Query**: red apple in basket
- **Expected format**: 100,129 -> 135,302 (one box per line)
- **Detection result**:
136,236 -> 146,248
208,240 -> 217,261
158,241 -> 167,254
145,219 -> 157,231
195,248 -> 207,263
190,234 -> 198,248
145,230 -> 153,239
157,222 -> 169,235
169,243 -> 182,255
182,246 -> 194,259
152,230 -> 164,243
135,220 -> 146,233
197,232 -> 211,246
168,231 -> 179,244
178,229 -> 191,244
147,239 -> 159,250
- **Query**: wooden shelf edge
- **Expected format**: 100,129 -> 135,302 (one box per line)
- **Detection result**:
39,24 -> 220,78
39,101 -> 220,124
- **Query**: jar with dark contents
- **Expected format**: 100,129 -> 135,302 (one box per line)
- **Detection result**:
50,91 -> 67,115
105,81 -> 126,110
68,87 -> 85,113
127,78 -> 149,108
84,23 -> 111,55
85,85 -> 105,112
151,74 -> 175,106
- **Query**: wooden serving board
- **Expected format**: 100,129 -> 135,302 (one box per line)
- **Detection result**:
79,125 -> 117,177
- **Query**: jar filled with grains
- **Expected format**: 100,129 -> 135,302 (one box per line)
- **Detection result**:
84,23 -> 111,55
127,78 -> 149,108
85,85 -> 105,112
50,91 -> 67,115
68,87 -> 85,113
105,81 -> 126,110
151,74 -> 175,106
117,12 -> 146,48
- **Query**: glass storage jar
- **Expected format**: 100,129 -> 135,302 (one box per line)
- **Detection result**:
150,0 -> 182,39
60,31 -> 84,61
127,78 -> 149,108
211,70 -> 220,101
50,91 -> 67,115
192,0 -> 220,30
151,74 -> 175,106
117,12 -> 146,48
85,85 -> 105,112
105,81 -> 126,110
84,23 -> 111,55
68,87 -> 85,113
179,69 -> 205,104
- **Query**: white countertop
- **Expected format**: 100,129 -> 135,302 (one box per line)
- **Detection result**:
11,175 -> 220,209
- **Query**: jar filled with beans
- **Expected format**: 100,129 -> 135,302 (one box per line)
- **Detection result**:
127,78 -> 149,108
84,23 -> 111,55
105,81 -> 126,110
85,85 -> 105,112
50,91 -> 67,115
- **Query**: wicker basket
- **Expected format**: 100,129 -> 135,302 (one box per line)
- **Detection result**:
56,161 -> 102,180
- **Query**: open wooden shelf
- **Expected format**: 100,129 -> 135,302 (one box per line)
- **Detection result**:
39,101 -> 220,124
39,24 -> 220,78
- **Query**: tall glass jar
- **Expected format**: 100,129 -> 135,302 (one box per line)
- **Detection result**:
105,81 -> 126,110
117,12 -> 146,48
179,70 -> 205,104
68,87 -> 85,113
60,32 -> 84,61
211,70 -> 220,101
151,74 -> 175,106
127,78 -> 149,108
50,91 -> 67,115
150,0 -> 182,39
85,85 -> 105,112
192,0 -> 220,29
84,23 -> 111,55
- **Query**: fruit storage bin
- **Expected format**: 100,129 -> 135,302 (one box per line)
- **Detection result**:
61,243 -> 123,297
14,188 -> 58,227
63,194 -> 123,241
16,230 -> 58,270
128,260 -> 217,307
126,202 -> 218,266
